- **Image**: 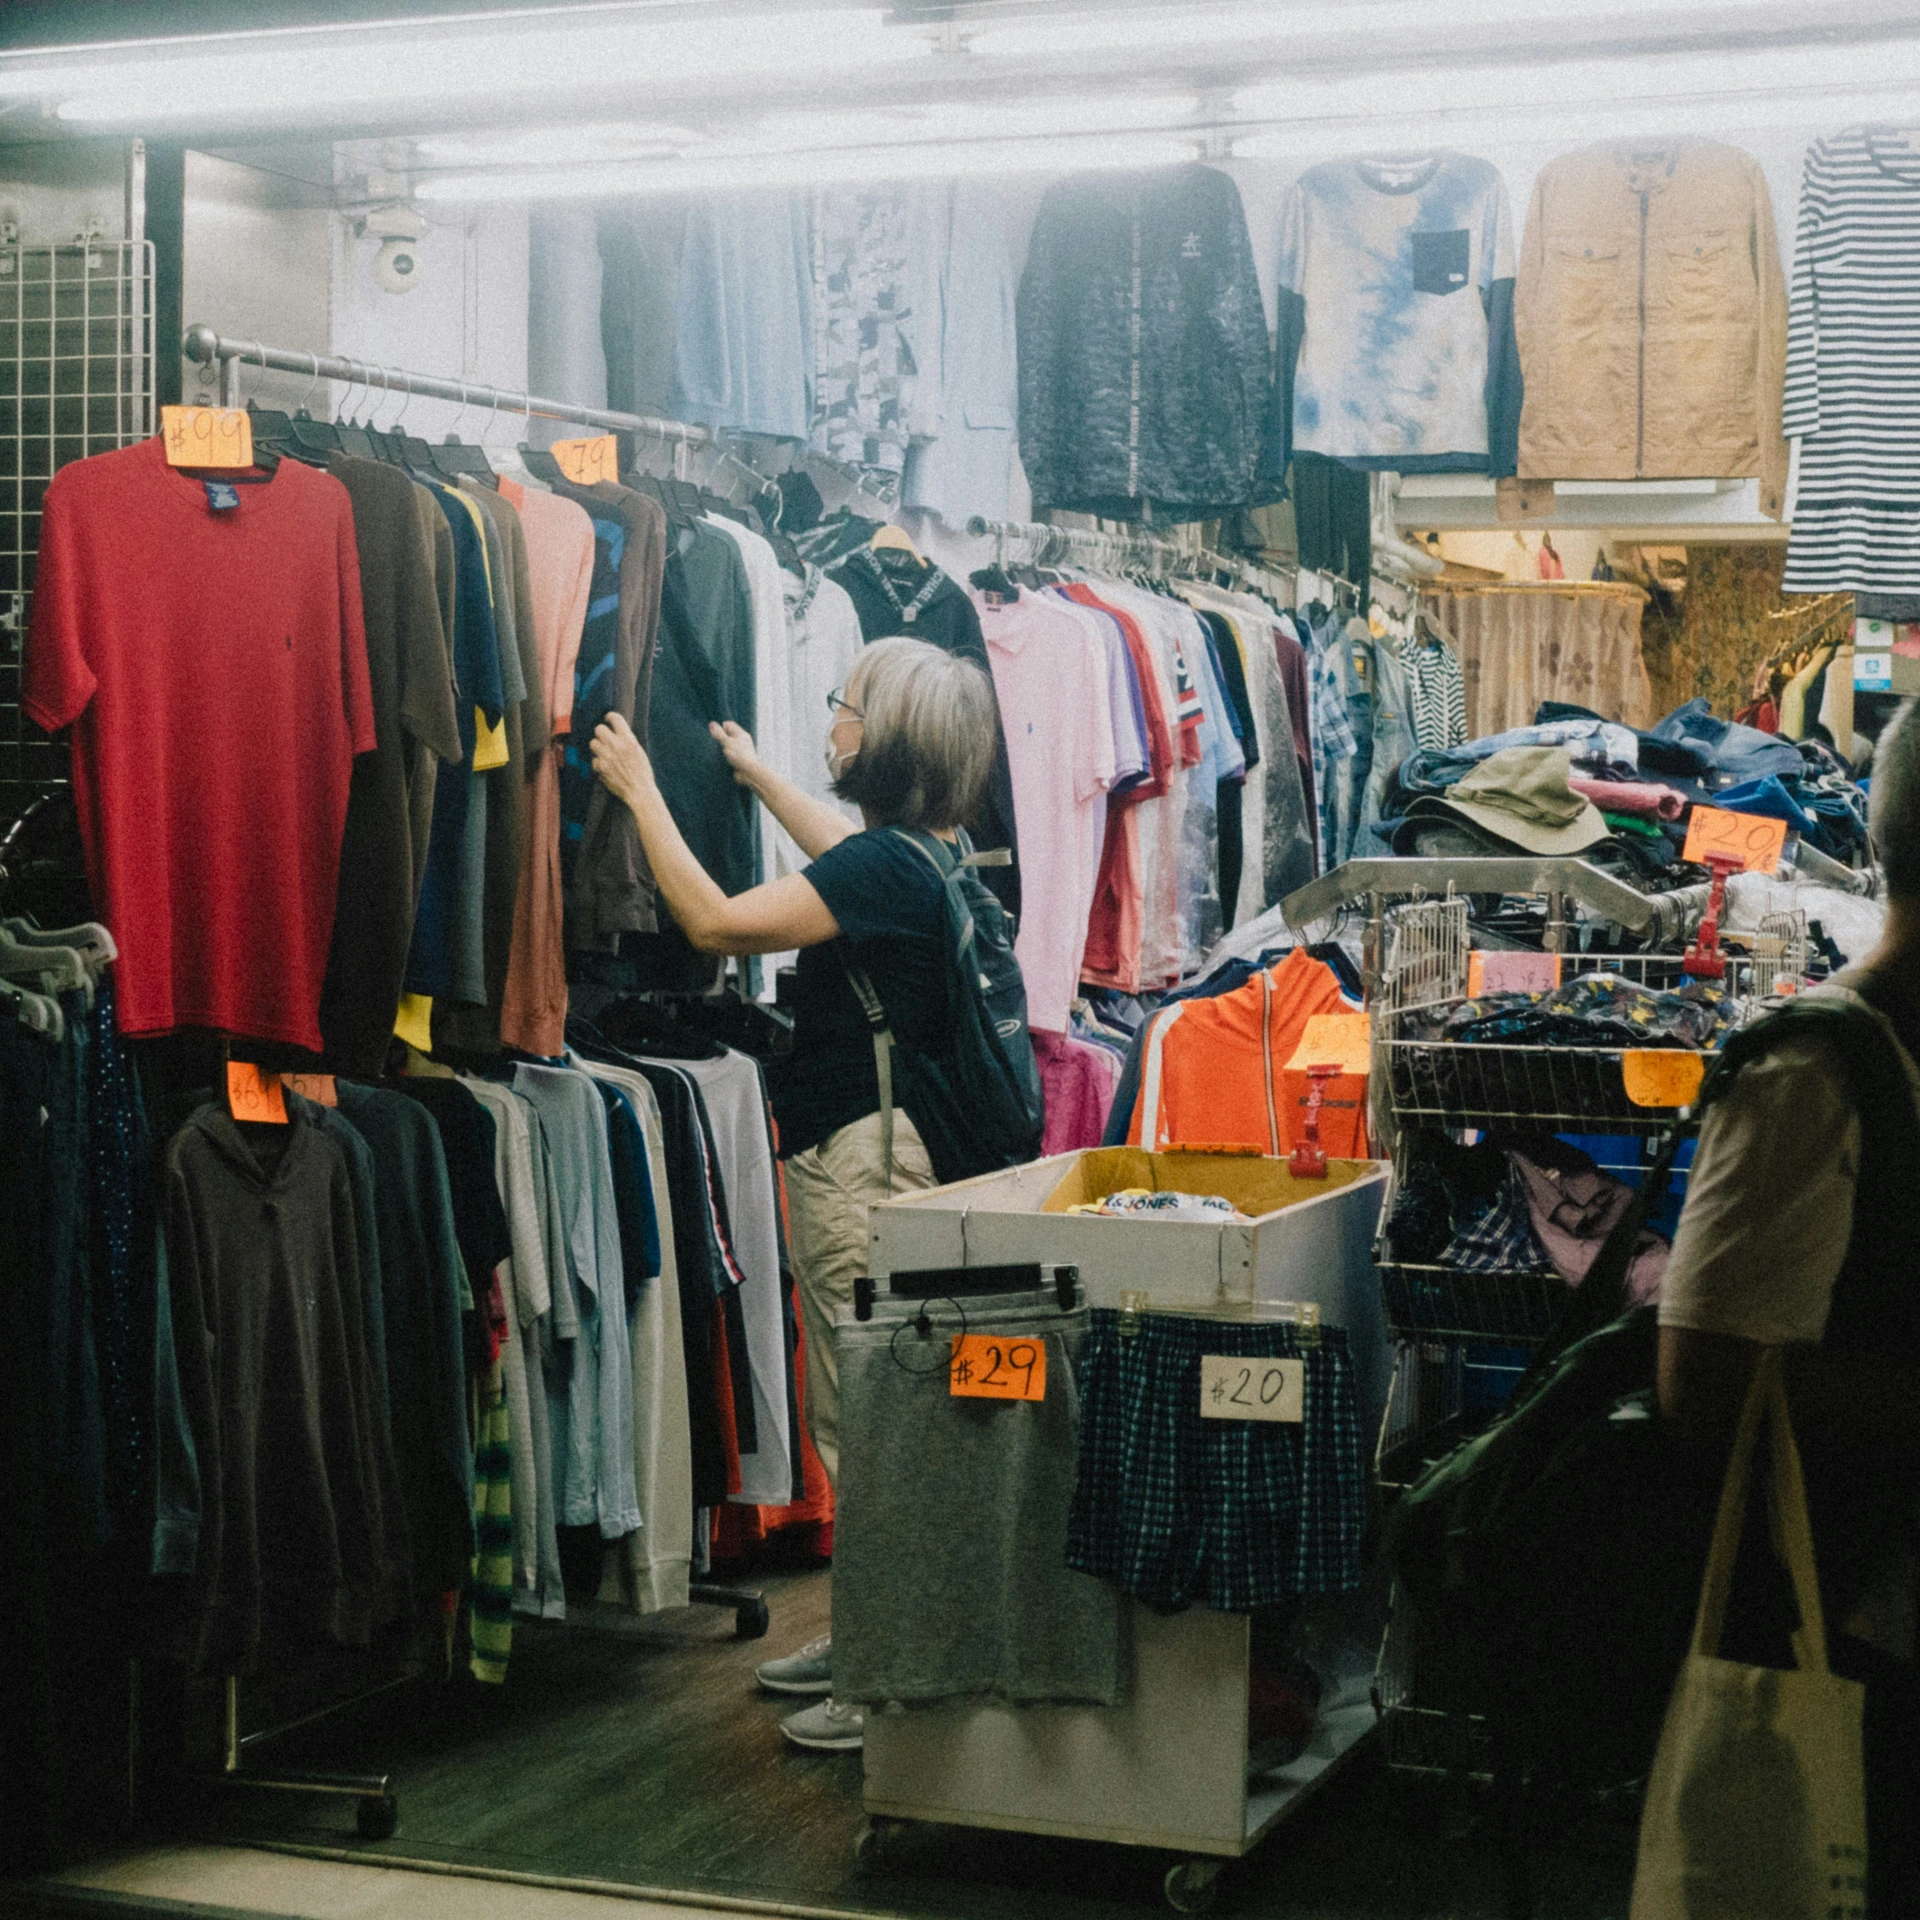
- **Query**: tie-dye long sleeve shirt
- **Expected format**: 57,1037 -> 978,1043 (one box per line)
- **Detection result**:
1269,152 -> 1523,477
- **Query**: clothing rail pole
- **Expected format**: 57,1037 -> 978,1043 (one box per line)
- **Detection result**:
183,324 -> 714,449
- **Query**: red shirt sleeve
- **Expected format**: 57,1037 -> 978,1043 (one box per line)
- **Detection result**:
335,489 -> 377,757
22,475 -> 97,733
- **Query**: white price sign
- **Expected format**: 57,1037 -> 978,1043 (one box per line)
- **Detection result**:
1856,651 -> 1894,693
1199,1354 -> 1305,1423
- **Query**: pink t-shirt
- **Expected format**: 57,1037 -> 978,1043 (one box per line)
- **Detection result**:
972,589 -> 1117,1033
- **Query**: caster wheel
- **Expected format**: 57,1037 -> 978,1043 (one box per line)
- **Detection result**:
854,1816 -> 902,1871
1164,1858 -> 1223,1914
356,1793 -> 399,1841
736,1597 -> 771,1641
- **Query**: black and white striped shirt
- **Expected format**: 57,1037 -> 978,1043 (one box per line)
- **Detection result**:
1783,126 -> 1920,593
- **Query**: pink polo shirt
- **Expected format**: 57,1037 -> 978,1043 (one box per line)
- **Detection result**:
971,588 -> 1117,1034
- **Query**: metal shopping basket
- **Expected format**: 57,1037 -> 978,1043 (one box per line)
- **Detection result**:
1374,898 -> 1751,1137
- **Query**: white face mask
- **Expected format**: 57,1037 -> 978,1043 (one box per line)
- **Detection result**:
825,736 -> 857,783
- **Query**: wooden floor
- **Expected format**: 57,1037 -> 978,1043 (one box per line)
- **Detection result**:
178,1567 -> 1634,1919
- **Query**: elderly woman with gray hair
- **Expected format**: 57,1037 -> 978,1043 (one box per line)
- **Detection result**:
591,634 -> 1000,1754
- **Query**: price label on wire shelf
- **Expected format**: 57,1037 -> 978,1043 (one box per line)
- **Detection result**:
1622,1050 -> 1707,1110
1199,1354 -> 1305,1424
226,1061 -> 288,1125
161,405 -> 253,470
551,434 -> 620,485
1681,804 -> 1788,876
949,1333 -> 1047,1402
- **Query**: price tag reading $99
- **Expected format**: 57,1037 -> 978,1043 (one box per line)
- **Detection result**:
1199,1354 -> 1305,1423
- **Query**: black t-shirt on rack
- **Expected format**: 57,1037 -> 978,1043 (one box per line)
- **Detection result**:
829,547 -> 1021,913
766,827 -> 950,1159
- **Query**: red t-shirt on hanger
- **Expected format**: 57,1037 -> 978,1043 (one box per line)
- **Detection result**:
25,436 -> 376,1050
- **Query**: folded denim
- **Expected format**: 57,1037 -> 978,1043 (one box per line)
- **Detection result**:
1651,696 -> 1806,784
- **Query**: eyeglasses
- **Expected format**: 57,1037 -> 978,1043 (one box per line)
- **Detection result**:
826,687 -> 864,719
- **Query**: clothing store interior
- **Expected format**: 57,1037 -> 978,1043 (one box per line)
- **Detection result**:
4,2 -> 1918,1917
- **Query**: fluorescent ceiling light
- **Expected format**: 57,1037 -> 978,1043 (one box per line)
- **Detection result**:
965,0 -> 1796,63
1232,37 -> 1920,122
413,123 -> 700,168
737,92 -> 1199,152
1236,79 -> 1920,160
417,130 -> 1200,201
24,7 -> 926,124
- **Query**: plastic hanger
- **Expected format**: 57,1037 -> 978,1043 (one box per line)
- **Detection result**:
0,923 -> 91,1002
3,915 -> 116,969
2,978 -> 64,1042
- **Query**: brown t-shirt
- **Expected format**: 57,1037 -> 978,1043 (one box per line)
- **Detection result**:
319,456 -> 459,1074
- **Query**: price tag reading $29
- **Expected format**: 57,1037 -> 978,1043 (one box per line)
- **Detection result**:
949,1333 -> 1047,1402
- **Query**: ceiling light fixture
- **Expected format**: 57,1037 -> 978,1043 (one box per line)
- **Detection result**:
415,129 -> 1201,202
29,7 -> 928,125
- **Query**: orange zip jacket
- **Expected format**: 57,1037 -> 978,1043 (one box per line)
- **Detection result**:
1126,948 -> 1369,1158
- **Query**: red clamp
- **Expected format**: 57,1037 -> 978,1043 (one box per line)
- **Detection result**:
1289,1063 -> 1339,1178
1683,852 -> 1745,980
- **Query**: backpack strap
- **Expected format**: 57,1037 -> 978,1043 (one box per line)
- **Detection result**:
840,949 -> 897,1192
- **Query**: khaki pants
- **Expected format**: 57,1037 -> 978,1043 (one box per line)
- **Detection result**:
783,1110 -> 936,1490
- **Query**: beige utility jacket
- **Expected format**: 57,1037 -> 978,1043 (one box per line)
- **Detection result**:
1514,139 -> 1788,519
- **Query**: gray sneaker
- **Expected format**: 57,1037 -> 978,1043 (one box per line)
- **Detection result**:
756,1634 -> 833,1697
780,1697 -> 864,1752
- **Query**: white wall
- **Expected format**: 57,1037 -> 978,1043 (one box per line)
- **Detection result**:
327,180 -> 529,444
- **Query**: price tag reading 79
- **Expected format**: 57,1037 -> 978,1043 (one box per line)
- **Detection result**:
949,1333 -> 1047,1402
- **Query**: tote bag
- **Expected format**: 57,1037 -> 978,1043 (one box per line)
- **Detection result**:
1630,1351 -> 1867,1920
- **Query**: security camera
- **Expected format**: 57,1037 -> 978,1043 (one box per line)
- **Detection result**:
362,202 -> 427,295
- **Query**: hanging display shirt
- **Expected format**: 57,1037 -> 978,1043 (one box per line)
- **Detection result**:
1018,164 -> 1274,520
24,438 -> 375,1049
1784,126 -> 1920,594
783,565 -> 865,816
671,191 -> 815,442
902,179 -> 1020,526
319,455 -> 460,1076
1515,138 -> 1787,514
809,187 -> 918,492
972,588 -> 1118,1034
499,478 -> 594,1058
1272,151 -> 1522,475
555,480 -> 667,953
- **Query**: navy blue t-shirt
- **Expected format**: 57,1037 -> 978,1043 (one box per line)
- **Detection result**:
766,828 -> 949,1158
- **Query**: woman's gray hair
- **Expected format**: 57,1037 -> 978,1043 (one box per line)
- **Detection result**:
1870,699 -> 1920,901
833,635 -> 997,831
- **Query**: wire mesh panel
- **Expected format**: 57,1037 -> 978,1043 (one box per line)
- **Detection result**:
1377,1264 -> 1572,1344
1381,951 -> 1751,1135
0,240 -> 155,812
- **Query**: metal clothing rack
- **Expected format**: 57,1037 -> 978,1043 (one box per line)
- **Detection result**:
183,324 -> 711,450
1281,857 -> 1713,1000
964,512 -> 1293,600
176,323 -> 773,1840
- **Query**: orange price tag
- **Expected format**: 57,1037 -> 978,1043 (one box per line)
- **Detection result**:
1681,804 -> 1788,875
551,434 -> 620,485
949,1333 -> 1047,1402
282,1072 -> 338,1108
1621,1049 -> 1706,1109
1284,1012 -> 1371,1075
161,405 -> 254,470
226,1061 -> 288,1125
